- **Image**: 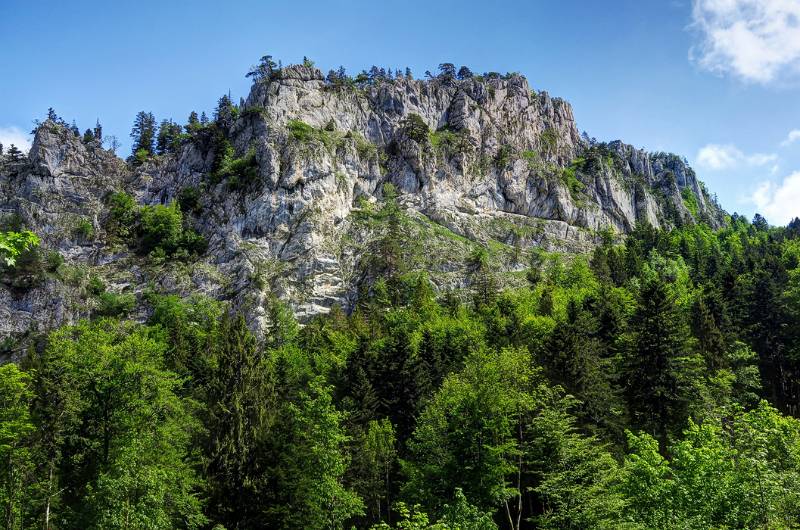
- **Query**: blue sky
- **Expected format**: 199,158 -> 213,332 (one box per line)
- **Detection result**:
1,0 -> 799,223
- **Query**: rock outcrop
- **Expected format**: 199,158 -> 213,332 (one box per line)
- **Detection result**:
0,64 -> 725,353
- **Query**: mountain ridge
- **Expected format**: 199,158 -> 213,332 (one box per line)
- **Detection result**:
0,60 -> 726,351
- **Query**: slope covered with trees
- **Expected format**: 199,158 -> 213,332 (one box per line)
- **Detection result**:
2,190 -> 800,528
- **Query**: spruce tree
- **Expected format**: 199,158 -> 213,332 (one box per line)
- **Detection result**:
185,111 -> 199,133
92,119 -> 102,141
129,111 -> 156,158
624,275 -> 696,451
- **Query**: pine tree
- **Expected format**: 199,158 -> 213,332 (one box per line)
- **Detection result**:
6,144 -> 22,162
691,292 -> 726,371
204,313 -> 273,527
92,119 -> 102,141
185,111 -> 199,133
624,275 -> 696,451
213,94 -> 235,129
156,119 -> 182,155
129,111 -> 156,158
82,128 -> 95,143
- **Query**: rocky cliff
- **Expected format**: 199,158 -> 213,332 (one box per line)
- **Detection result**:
0,63 -> 725,354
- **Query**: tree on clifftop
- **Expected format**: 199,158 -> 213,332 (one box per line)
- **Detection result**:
130,111 -> 156,162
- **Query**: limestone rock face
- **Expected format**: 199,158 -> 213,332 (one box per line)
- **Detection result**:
0,66 -> 725,352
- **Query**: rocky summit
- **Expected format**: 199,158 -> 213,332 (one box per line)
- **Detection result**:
0,63 -> 724,353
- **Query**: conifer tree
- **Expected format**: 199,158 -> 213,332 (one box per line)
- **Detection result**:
130,111 -> 156,158
624,275 -> 698,450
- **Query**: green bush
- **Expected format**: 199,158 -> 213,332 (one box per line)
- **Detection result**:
138,202 -> 207,260
87,274 -> 106,296
495,145 -> 514,169
560,165 -> 585,199
95,291 -> 136,317
139,202 -> 184,255
107,192 -> 137,240
402,114 -> 430,143
45,250 -> 63,272
133,148 -> 150,165
345,131 -> 379,160
287,120 -> 343,152
682,187 -> 700,217
73,217 -> 95,241
178,186 -> 202,214
217,148 -> 259,191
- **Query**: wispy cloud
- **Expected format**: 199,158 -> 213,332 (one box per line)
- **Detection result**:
696,143 -> 777,171
690,0 -> 800,84
780,129 -> 800,147
750,171 -> 800,224
0,126 -> 32,153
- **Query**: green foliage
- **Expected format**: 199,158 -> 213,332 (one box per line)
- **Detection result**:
401,114 -> 430,143
620,402 -> 800,528
139,202 -> 207,259
212,142 -> 259,190
347,131 -> 380,160
177,186 -> 202,214
106,191 -> 137,241
539,129 -> 558,156
0,230 -> 39,268
0,364 -> 34,530
278,378 -> 364,528
28,319 -> 206,528
559,163 -> 586,200
287,119 -> 344,152
429,127 -> 470,158
495,144 -> 514,169
371,489 -> 496,529
681,186 -> 700,217
6,203 -> 800,528
73,217 -> 95,241
95,291 -> 136,317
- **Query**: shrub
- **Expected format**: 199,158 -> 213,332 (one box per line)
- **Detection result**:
560,164 -> 585,199
345,131 -> 379,160
177,186 -> 202,214
87,274 -> 106,296
107,192 -> 137,240
682,187 -> 700,217
95,291 -> 136,317
45,250 -> 63,272
139,202 -> 206,260
287,120 -> 343,152
73,217 -> 95,241
219,149 -> 259,191
495,145 -> 514,169
139,202 -> 184,255
401,114 -> 430,143
133,148 -> 150,165
0,230 -> 39,268
287,119 -> 315,142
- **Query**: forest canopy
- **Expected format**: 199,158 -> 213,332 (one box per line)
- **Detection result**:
3,210 -> 800,529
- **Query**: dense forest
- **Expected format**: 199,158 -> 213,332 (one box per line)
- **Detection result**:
2,182 -> 800,528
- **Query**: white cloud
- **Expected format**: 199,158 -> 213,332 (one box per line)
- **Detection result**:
750,171 -> 800,224
0,126 -> 32,153
690,0 -> 800,84
696,143 -> 777,170
780,129 -> 800,146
